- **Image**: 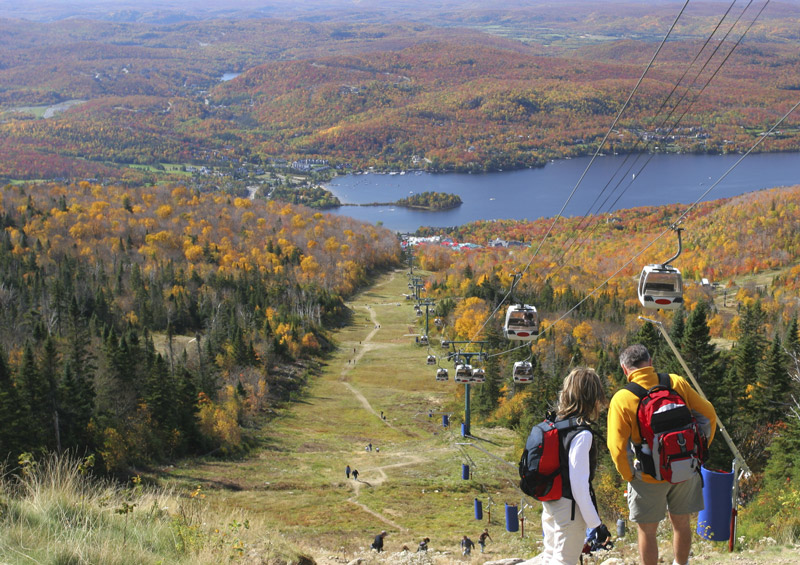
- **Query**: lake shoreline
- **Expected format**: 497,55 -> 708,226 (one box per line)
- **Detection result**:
322,152 -> 800,233
338,201 -> 462,211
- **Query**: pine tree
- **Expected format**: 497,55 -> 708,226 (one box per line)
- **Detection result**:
18,342 -> 50,451
680,303 -> 723,402
661,309 -> 686,374
59,359 -> 95,450
758,337 -> 792,422
785,316 -> 800,379
472,352 -> 501,418
631,321 -> 662,364
0,345 -> 25,459
726,301 -> 768,454
41,336 -> 62,452
728,302 -> 767,409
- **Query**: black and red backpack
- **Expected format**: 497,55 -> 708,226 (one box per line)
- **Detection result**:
519,415 -> 592,501
625,373 -> 708,483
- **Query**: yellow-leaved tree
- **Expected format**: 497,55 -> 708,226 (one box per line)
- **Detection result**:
453,297 -> 489,340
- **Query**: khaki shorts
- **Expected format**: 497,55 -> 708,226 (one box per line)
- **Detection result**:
627,473 -> 704,523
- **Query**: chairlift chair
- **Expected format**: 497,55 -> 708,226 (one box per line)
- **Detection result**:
503,304 -> 540,341
427,354 -> 437,366
436,367 -> 449,381
454,363 -> 473,383
513,361 -> 534,383
470,367 -> 486,384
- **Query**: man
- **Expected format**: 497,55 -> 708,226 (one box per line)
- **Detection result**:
460,535 -> 475,556
372,530 -> 387,552
608,344 -> 717,565
478,529 -> 492,553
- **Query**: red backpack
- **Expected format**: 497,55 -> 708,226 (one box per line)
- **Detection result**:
519,416 -> 591,500
625,373 -> 708,483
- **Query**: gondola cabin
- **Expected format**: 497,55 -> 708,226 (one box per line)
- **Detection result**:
513,361 -> 534,383
436,368 -> 449,381
504,304 -> 539,341
416,309 -> 423,317
419,335 -> 429,346
454,364 -> 473,383
434,317 -> 443,327
441,340 -> 450,349
470,368 -> 486,383
427,355 -> 437,366
638,265 -> 683,310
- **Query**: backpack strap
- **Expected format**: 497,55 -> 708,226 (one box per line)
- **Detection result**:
624,373 -> 672,397
557,417 -> 595,520
623,381 -> 647,398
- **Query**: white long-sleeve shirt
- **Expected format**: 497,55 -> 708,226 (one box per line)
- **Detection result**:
568,430 -> 601,529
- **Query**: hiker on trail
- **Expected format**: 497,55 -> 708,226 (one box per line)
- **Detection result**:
460,535 -> 475,555
351,469 -> 359,481
417,537 -> 430,552
478,529 -> 492,553
371,530 -> 387,552
608,344 -> 717,565
534,367 -> 609,565
366,443 -> 372,452
345,465 -> 351,479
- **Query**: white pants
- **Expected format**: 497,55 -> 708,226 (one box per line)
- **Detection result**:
536,497 -> 587,565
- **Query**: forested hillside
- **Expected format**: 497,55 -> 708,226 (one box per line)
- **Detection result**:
0,181 -> 400,471
409,185 -> 800,538
1,4 -> 800,181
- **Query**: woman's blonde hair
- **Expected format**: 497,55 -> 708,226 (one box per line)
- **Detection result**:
555,367 -> 607,423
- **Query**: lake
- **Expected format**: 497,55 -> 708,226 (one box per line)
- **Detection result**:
323,152 -> 800,232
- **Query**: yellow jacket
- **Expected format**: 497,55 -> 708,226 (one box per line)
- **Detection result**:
606,366 -> 717,483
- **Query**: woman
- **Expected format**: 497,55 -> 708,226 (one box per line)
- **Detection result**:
538,367 -> 609,565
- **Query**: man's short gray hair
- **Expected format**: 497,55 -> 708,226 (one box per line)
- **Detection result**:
619,344 -> 651,370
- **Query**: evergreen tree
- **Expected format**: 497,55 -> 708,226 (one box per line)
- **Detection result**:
145,354 -> 178,458
472,352 -> 501,419
728,302 -> 767,409
680,302 -> 723,402
59,359 -> 95,450
0,345 -> 25,459
758,337 -> 792,422
631,321 -> 662,364
41,336 -> 62,452
18,342 -> 50,451
785,316 -> 800,378
660,309 -> 686,374
726,301 -> 768,454
521,355 -> 556,425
